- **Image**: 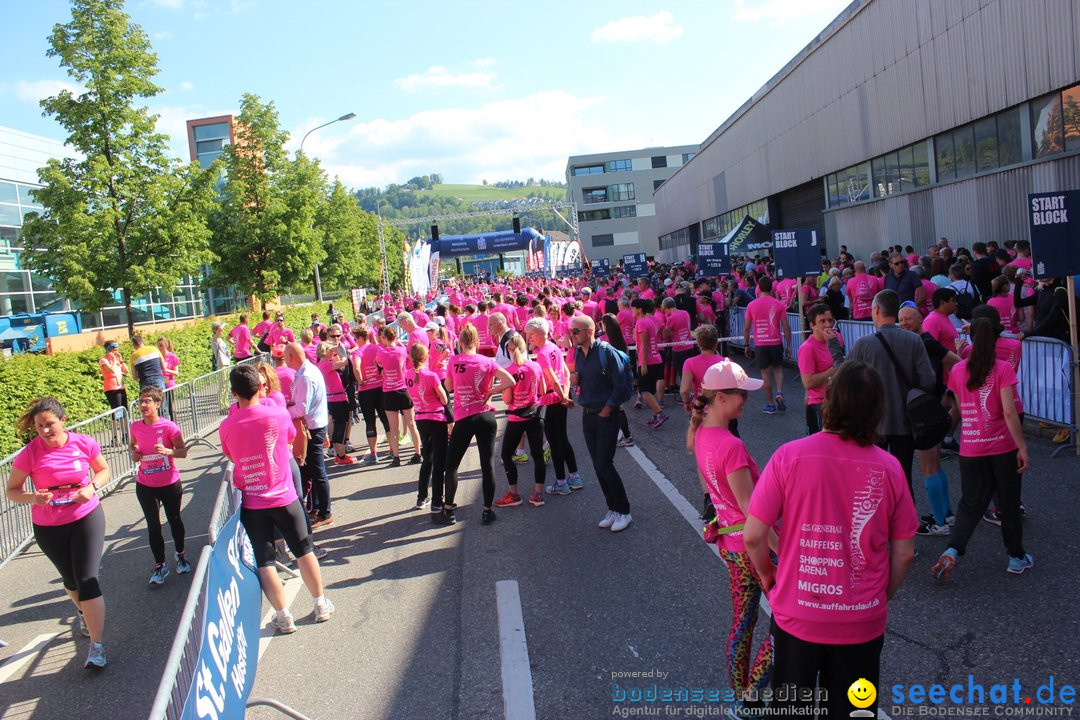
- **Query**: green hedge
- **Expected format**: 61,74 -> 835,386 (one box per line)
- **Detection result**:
0,302 -> 327,458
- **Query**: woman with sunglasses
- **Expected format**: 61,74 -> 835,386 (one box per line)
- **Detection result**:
131,385 -> 190,587
7,397 -> 111,669
687,361 -> 773,710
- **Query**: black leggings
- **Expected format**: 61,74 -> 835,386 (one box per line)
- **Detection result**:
34,504 -> 105,601
500,417 -> 546,488
357,387 -> 390,439
416,419 -> 448,505
444,411 -> 497,507
542,403 -> 578,480
136,482 -> 186,565
328,400 -> 350,445
240,500 -> 314,568
618,408 -> 631,439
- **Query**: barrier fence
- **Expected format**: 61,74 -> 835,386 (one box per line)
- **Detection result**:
0,358 -> 252,572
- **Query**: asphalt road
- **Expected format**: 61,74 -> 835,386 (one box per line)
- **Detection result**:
2,356 -> 1078,720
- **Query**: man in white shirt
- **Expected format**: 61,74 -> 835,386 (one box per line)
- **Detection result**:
285,342 -> 333,528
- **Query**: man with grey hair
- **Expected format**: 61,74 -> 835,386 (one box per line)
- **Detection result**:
396,312 -> 427,349
285,342 -> 333,528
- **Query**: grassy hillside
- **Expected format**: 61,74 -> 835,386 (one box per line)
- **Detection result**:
414,183 -> 567,203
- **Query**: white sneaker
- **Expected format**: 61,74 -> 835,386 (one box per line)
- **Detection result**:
272,609 -> 297,634
610,513 -> 633,533
598,511 -> 618,529
314,598 -> 335,623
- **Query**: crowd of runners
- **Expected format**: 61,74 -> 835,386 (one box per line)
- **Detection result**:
6,235 -> 1066,716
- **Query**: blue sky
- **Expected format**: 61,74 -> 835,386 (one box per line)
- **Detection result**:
1,0 -> 851,189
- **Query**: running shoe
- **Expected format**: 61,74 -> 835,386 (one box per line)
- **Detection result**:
176,552 -> 192,574
651,412 -> 669,429
982,508 -> 1002,526
346,442 -> 357,453
388,456 -> 402,467
775,393 -> 786,412
644,416 -> 660,429
272,609 -> 297,634
617,436 -> 635,447
311,515 -> 334,530
409,454 -> 422,465
481,508 -> 498,525
362,453 -> 378,465
314,597 -> 335,623
921,512 -> 956,526
334,455 -> 357,466
761,404 -> 777,415
597,510 -> 618,528
916,520 -> 950,537
415,497 -> 431,510
610,513 -> 633,532
543,447 -> 552,463
494,492 -> 522,508
1006,553 -> 1034,575
567,473 -> 584,490
84,642 -> 106,669
1052,428 -> 1070,444
313,545 -> 328,561
931,548 -> 957,584
77,611 -> 90,638
149,564 -> 169,585
512,452 -> 529,464
432,509 -> 456,526
398,432 -> 408,445
545,480 -> 571,496
528,492 -> 545,507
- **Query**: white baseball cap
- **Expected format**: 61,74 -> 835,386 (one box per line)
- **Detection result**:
702,360 -> 764,392
425,322 -> 438,332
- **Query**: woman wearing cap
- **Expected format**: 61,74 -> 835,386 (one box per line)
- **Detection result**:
743,362 -> 917,718
687,361 -> 773,708
100,341 -> 128,415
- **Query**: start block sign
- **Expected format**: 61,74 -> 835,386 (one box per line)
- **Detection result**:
772,228 -> 822,279
1030,191 -> 1080,279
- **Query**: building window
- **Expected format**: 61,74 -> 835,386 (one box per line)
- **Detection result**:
953,124 -> 976,178
973,117 -> 998,172
578,209 -> 611,222
572,164 -> 604,176
653,179 -> 664,192
610,183 -> 635,201
1031,91 -> 1064,158
912,141 -> 931,186
682,152 -> 695,164
1063,85 -> 1080,152
934,133 -> 956,182
605,159 -> 631,172
0,182 -> 17,205
582,186 -> 609,204
592,233 -> 614,247
997,107 -> 1022,166
651,156 -> 667,169
612,205 -> 637,219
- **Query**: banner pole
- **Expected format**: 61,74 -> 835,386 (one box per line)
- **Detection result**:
1068,275 -> 1080,457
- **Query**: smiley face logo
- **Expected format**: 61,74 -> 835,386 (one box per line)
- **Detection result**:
848,678 -> 876,710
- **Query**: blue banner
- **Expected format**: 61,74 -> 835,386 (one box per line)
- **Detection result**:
623,252 -> 648,279
434,227 -> 543,259
772,228 -> 822,279
543,233 -> 552,278
695,241 -> 729,276
181,513 -> 261,720
593,258 -> 611,278
724,215 -> 771,255
559,263 -> 583,277
1029,191 -> 1080,278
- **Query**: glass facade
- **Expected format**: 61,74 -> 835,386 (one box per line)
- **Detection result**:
606,159 -> 631,172
572,164 -> 604,176
700,199 -> 769,241
582,187 -> 608,204
612,205 -> 637,218
610,183 -> 635,201
658,227 -> 689,250
191,121 -> 231,169
578,208 -> 611,221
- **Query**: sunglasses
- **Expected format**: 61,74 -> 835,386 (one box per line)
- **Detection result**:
570,328 -> 586,335
329,333 -> 342,338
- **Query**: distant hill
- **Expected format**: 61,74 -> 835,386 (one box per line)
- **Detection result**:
415,183 -> 567,203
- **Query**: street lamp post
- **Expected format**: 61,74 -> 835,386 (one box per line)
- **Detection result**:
299,112 -> 356,302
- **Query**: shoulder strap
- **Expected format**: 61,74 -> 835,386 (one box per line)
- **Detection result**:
874,332 -> 912,391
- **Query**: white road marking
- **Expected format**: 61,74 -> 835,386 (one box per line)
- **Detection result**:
257,575 -> 304,662
496,580 -> 536,720
0,633 -> 60,684
625,444 -> 771,617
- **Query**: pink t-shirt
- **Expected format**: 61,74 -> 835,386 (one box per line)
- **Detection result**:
472,314 -> 494,349
163,352 -> 179,388
412,368 -> 447,422
13,433 -> 103,527
267,326 -> 295,347
987,296 -> 1017,332
696,425 -> 759,551
505,360 -> 543,422
748,432 -> 917,644
947,359 -> 1019,457
357,344 -> 382,391
774,278 -> 797,308
229,324 -> 253,359
253,320 -> 273,338
514,305 -> 530,330
665,309 -> 693,350
408,328 -> 428,350
797,335 -> 843,406
682,353 -> 727,399
535,340 -> 569,406
616,309 -> 635,345
846,275 -> 880,319
131,418 -> 183,487
640,288 -> 656,300
317,359 -> 347,401
920,280 -> 936,316
275,365 -> 295,401
922,311 -> 958,350
302,341 -> 318,363
745,295 -> 787,347
376,344 -> 408,391
220,404 -> 298,510
450,353 -> 498,420
428,334 -> 452,380
635,315 -> 662,365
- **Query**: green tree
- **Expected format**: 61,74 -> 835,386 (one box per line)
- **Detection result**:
316,179 -> 383,291
210,93 -> 327,307
20,0 -> 216,337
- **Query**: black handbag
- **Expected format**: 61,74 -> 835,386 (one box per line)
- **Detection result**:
875,333 -> 951,450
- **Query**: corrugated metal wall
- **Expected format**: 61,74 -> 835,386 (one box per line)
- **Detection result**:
824,154 -> 1080,260
656,0 -> 1080,238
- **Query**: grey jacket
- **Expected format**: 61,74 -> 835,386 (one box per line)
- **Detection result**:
849,323 -> 935,436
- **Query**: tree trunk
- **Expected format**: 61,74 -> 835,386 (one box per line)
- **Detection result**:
123,286 -> 135,338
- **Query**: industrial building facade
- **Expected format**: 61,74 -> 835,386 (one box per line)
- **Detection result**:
654,0 -> 1080,264
566,144 -> 699,263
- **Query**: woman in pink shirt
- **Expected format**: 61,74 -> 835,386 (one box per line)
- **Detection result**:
933,317 -> 1031,582
377,326 -> 420,466
157,337 -> 179,389
688,361 -> 773,712
7,397 -> 111,669
130,386 -> 190,586
438,323 -> 515,526
408,342 -> 449,515
494,335 -> 547,508
743,362 -> 917,718
354,326 -> 389,464
986,275 -> 1017,333
316,341 -> 355,466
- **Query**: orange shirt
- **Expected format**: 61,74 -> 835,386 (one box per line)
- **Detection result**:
100,354 -> 127,392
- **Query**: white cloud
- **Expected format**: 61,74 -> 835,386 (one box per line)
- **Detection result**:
290,91 -> 658,189
144,0 -> 185,8
153,30 -> 173,40
143,0 -> 253,18
178,81 -> 195,92
393,66 -> 497,93
473,57 -> 496,67
15,80 -> 83,104
732,0 -> 850,23
591,12 -> 683,44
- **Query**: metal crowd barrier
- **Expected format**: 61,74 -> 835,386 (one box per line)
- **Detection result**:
720,306 -> 806,359
0,359 -> 253,571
